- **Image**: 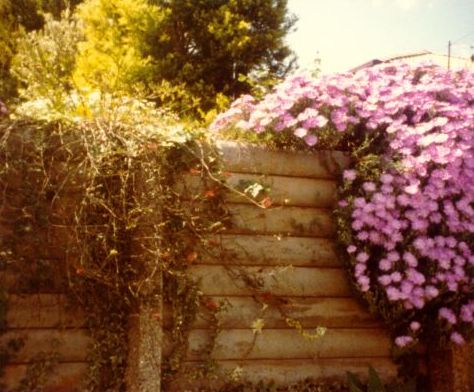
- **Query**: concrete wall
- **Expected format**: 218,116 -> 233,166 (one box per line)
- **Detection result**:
3,140 -> 469,391
163,142 -> 397,390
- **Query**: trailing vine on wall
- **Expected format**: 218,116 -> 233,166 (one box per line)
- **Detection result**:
0,105 -> 337,390
0,115 -> 232,390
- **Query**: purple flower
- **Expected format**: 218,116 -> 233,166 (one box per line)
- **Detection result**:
397,194 -> 410,206
347,245 -> 357,254
424,285 -> 439,299
343,170 -> 357,182
379,259 -> 392,271
357,275 -> 370,292
212,62 -> 474,347
387,251 -> 400,262
355,263 -> 367,277
460,303 -> 474,323
353,197 -> 366,208
363,182 -> 376,192
294,127 -> 307,138
304,134 -> 318,146
390,272 -> 402,282
386,286 -> 401,301
378,275 -> 391,286
403,252 -> 418,267
439,307 -> 457,325
351,220 -> 364,230
356,252 -> 369,263
380,173 -> 394,184
404,183 -> 419,195
450,332 -> 465,345
338,199 -> 349,207
395,335 -> 414,347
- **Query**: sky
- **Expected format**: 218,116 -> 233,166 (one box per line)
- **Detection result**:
287,0 -> 474,74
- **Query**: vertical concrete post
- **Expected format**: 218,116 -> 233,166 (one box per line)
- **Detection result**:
125,223 -> 163,392
125,164 -> 163,391
126,303 -> 162,392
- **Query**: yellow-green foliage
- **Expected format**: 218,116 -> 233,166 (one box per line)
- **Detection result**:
74,0 -> 164,95
11,11 -> 83,111
0,0 -> 84,100
0,0 -> 17,99
5,0 -> 296,121
0,1 -> 14,67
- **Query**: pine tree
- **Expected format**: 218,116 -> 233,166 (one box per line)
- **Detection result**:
150,0 -> 297,111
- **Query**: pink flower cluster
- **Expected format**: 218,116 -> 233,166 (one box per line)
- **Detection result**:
212,62 -> 474,348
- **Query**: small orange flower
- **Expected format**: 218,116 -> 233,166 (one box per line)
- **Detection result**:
75,267 -> 85,276
204,299 -> 219,311
186,251 -> 198,263
260,291 -> 273,302
260,197 -> 272,208
204,189 -> 217,198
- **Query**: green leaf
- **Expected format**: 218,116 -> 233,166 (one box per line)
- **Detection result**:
346,371 -> 365,392
368,366 -> 386,392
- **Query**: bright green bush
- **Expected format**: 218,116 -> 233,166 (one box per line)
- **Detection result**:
73,0 -> 162,95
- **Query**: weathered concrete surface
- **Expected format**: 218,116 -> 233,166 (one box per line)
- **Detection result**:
126,308 -> 162,392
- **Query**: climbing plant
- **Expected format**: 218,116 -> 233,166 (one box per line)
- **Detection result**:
0,99 -> 230,390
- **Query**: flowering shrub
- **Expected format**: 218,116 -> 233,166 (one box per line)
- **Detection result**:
211,62 -> 474,348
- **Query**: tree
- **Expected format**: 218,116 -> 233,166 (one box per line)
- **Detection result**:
75,0 -> 297,117
73,0 -> 164,95
150,0 -> 297,111
8,0 -> 83,30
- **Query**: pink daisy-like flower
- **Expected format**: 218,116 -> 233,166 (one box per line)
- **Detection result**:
304,134 -> 318,146
395,335 -> 414,347
343,169 -> 357,182
363,182 -> 376,192
356,252 -> 370,263
347,245 -> 357,254
294,127 -> 307,138
450,332 -> 465,345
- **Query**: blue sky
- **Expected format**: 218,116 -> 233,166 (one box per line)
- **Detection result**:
287,0 -> 474,74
